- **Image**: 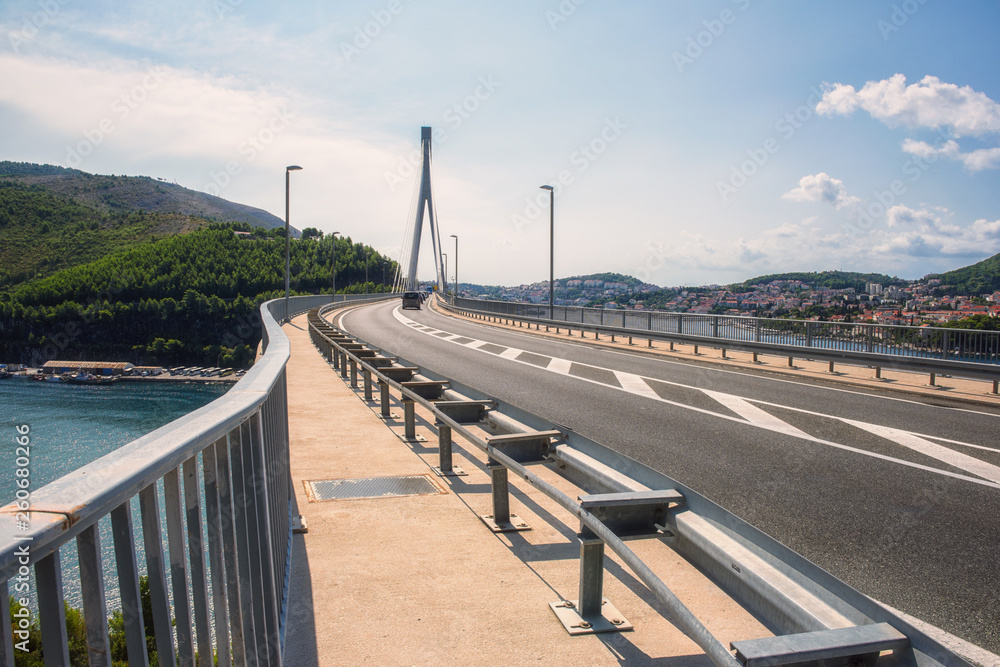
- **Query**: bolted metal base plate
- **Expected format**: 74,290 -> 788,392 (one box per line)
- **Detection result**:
549,598 -> 632,636
479,513 -> 531,533
432,465 -> 468,477
379,412 -> 400,420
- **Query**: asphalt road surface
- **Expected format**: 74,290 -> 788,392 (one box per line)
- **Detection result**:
339,299 -> 1000,655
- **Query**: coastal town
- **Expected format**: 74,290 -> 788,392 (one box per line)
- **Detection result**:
471,274 -> 1000,326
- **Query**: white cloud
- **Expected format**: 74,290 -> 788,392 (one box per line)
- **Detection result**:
781,173 -> 860,210
817,74 -> 1000,171
901,138 -> 1000,172
877,205 -> 1000,257
816,74 -> 1000,137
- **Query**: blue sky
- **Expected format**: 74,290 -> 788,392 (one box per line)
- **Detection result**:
2,1 -> 1000,287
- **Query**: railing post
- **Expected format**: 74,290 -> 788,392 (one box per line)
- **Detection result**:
379,380 -> 391,417
438,424 -> 454,474
488,461 -> 511,526
36,552 -> 71,667
363,368 -> 373,401
350,358 -> 358,387
76,525 -> 112,667
110,501 -> 149,667
340,352 -> 348,378
578,537 -> 606,619
403,398 -> 416,440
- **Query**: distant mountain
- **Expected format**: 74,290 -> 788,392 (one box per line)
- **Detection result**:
927,252 -> 1000,295
730,270 -> 906,293
0,162 -> 290,288
0,161 -> 286,230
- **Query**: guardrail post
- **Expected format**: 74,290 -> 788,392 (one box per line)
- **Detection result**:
379,380 -> 391,416
438,424 -> 454,473
875,366 -> 882,379
994,379 -> 998,394
712,316 -> 719,339
350,358 -> 358,387
340,352 -> 348,378
363,368 -> 373,400
578,537 -> 605,619
929,372 -> 936,386
403,398 -> 416,439
788,356 -> 795,368
829,361 -> 835,373
488,461 -> 511,525
806,322 -> 813,348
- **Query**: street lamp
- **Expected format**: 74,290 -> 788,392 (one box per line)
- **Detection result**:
442,253 -> 448,296
331,231 -> 340,301
365,247 -> 370,295
450,234 -> 458,301
284,165 -> 303,322
540,185 -> 554,319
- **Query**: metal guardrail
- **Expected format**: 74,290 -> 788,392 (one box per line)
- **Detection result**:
311,299 -> 976,667
448,297 -> 1000,389
0,293 -> 398,667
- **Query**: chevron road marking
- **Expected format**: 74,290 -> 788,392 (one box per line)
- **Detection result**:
388,307 -> 1000,490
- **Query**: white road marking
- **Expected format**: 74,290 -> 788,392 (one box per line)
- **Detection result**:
547,358 -> 573,374
843,419 -> 1000,484
389,307 -> 1000,490
702,390 -> 813,440
499,348 -> 523,360
614,371 -> 661,400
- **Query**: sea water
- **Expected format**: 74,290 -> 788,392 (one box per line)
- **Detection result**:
0,376 -> 229,613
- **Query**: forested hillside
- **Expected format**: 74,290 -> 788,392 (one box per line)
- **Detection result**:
0,161 -> 289,287
731,270 -> 905,292
0,226 -> 396,367
928,252 -> 1000,295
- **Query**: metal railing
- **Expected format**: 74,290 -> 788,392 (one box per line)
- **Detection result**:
449,297 -> 1000,387
0,293 -> 381,667
310,302 -> 976,667
455,297 -> 1000,364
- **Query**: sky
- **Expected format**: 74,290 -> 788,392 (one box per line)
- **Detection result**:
2,1 -> 1000,288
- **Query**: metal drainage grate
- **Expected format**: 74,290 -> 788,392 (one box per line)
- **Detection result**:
305,475 -> 442,502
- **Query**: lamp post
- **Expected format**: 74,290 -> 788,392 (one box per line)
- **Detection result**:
365,248 -> 370,295
442,253 -> 448,295
540,185 -> 554,319
331,231 -> 340,301
450,234 -> 458,301
284,165 -> 303,322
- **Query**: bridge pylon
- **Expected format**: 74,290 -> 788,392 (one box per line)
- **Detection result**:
403,127 -> 446,292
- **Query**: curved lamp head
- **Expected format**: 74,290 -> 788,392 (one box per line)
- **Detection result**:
286,165 -> 303,171
450,234 -> 457,239
540,184 -> 553,191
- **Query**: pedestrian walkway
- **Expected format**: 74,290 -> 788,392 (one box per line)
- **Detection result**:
279,312 -> 770,666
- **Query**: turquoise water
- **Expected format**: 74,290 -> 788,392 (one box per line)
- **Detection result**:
0,377 -> 229,500
0,376 -> 229,611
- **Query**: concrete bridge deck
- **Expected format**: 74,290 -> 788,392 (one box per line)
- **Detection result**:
279,311 -> 770,666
